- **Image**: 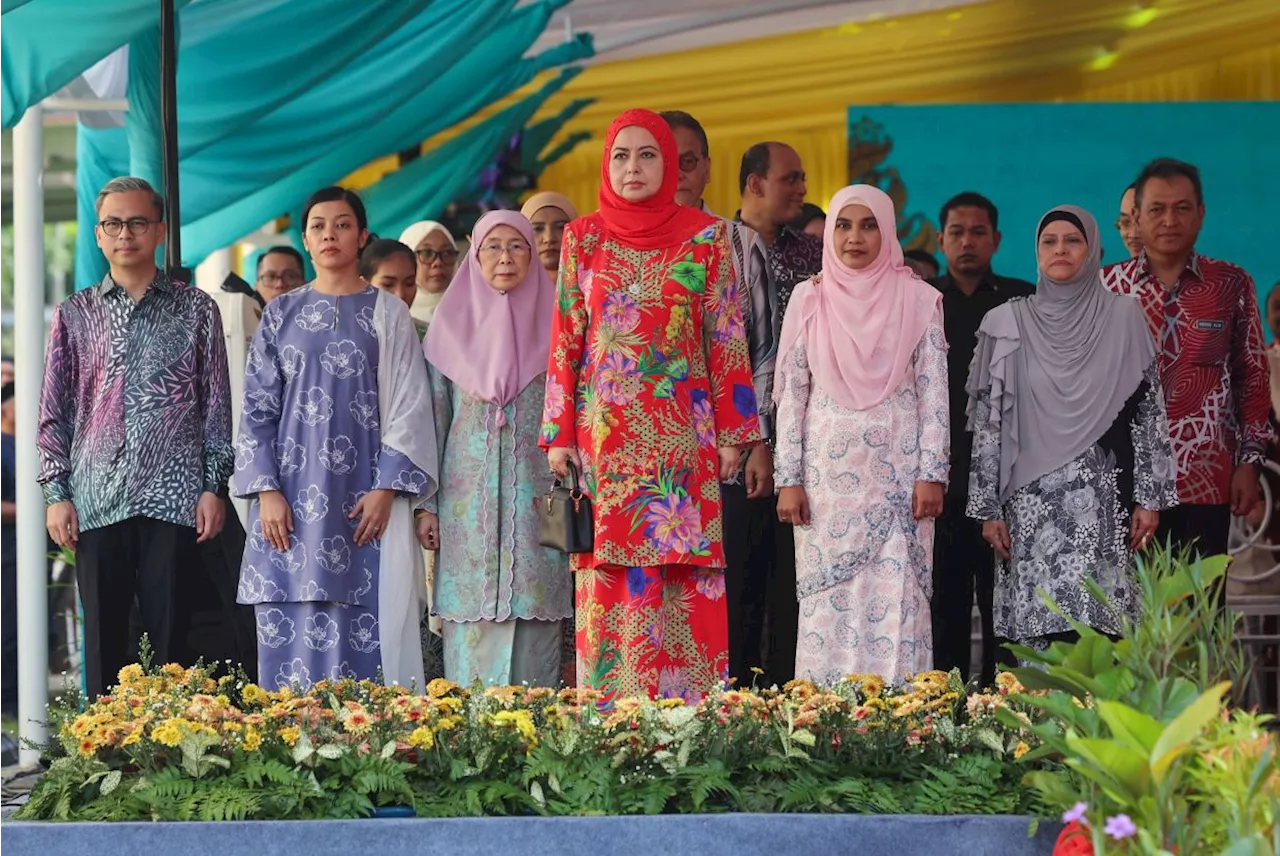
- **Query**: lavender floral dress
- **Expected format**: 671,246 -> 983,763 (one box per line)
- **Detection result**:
774,307 -> 950,684
234,286 -> 430,690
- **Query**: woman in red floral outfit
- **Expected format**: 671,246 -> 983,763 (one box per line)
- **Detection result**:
541,109 -> 760,707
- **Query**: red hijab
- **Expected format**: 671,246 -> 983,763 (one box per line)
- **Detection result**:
586,109 -> 716,250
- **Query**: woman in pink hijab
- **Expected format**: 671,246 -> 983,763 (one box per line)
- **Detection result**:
421,211 -> 571,688
773,185 -> 949,684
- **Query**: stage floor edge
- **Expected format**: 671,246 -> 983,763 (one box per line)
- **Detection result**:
2,813 -> 1061,855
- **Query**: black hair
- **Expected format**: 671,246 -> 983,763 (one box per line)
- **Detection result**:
939,191 -> 999,232
790,202 -> 825,231
1,383 -> 12,404
359,239 -> 416,280
301,186 -> 370,232
1133,157 -> 1203,208
739,142 -> 779,195
904,248 -> 940,274
659,111 -> 709,157
256,245 -> 305,273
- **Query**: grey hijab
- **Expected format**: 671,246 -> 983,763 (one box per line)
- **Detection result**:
965,205 -> 1156,503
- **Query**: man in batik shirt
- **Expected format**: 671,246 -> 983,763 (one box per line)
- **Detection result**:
38,177 -> 233,698
1104,158 -> 1269,560
736,141 -> 823,686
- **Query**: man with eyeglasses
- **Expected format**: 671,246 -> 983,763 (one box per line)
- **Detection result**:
1115,183 -> 1143,259
36,176 -> 233,699
1105,157 -> 1269,561
254,245 -> 306,304
661,111 -> 780,684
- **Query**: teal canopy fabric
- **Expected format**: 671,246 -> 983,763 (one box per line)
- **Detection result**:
176,0 -> 521,222
521,98 -> 592,172
173,0 -> 442,158
74,124 -> 130,287
180,12 -> 592,263
532,130 -> 592,174
0,0 -> 195,129
362,67 -> 581,240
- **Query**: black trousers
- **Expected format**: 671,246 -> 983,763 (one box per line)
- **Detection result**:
1158,503 -> 1231,559
932,498 -> 997,687
77,516 -> 193,698
766,519 -> 798,686
722,484 -> 769,684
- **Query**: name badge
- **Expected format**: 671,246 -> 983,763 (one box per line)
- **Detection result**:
1195,319 -> 1225,331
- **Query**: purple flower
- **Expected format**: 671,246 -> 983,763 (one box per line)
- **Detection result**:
543,375 -> 567,421
596,350 -> 639,406
1103,814 -> 1137,841
694,567 -> 726,600
692,395 -> 716,448
657,666 -> 697,702
1061,802 -> 1088,824
602,292 -> 641,333
645,493 -> 704,555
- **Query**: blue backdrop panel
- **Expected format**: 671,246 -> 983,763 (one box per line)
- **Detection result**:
846,102 -> 1280,303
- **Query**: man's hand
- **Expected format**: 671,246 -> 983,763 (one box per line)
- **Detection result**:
1231,463 -> 1261,519
195,491 -> 225,544
46,501 -> 79,550
982,520 -> 1012,561
744,444 -> 774,499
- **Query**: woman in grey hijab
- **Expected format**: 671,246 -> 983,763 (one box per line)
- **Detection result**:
965,205 -> 1177,653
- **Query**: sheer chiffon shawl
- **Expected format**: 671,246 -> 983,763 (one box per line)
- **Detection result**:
373,289 -> 439,687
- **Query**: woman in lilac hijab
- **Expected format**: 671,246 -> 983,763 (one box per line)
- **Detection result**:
421,211 -> 571,687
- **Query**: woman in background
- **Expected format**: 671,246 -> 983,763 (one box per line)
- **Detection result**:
521,192 -> 578,280
399,221 -> 459,336
361,239 -> 418,310
425,211 -> 570,687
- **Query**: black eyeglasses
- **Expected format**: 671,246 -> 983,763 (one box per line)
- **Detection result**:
416,248 -> 459,265
98,217 -> 162,237
678,153 -> 702,173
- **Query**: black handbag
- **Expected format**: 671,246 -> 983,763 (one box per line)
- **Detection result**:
538,459 -> 594,554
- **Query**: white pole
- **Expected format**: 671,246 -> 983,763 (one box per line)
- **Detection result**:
14,105 -> 50,767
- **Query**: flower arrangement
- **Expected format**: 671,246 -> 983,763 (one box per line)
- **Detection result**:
18,663 -> 1052,822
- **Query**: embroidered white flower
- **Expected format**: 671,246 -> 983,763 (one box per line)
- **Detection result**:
294,386 -> 334,426
296,300 -> 335,332
348,568 -> 373,602
349,391 -> 379,430
391,468 -> 428,494
275,658 -> 312,691
270,538 -> 307,575
316,535 -> 351,574
294,485 -> 329,525
279,344 -> 306,382
356,305 -> 376,336
320,339 -> 367,380
273,437 -> 306,476
237,565 -> 286,603
319,435 -> 357,475
303,612 -> 340,653
244,388 -> 281,424
348,613 -> 380,654
328,661 -> 357,681
298,580 -> 328,600
234,434 -> 257,470
256,608 -> 295,649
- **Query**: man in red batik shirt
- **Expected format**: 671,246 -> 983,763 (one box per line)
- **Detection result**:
1104,157 -> 1269,559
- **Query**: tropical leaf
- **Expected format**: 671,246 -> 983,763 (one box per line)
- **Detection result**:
669,260 -> 707,295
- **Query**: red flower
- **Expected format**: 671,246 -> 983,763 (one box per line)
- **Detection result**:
1052,822 -> 1094,856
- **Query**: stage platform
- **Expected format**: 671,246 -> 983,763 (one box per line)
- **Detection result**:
2,813 -> 1061,855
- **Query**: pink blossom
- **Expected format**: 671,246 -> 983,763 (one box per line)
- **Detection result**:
645,493 -> 704,555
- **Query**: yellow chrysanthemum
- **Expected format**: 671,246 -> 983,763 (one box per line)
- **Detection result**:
407,727 -> 435,750
278,726 -> 301,746
342,710 -> 373,735
117,664 -> 145,685
426,678 -> 458,699
435,716 -> 462,732
434,697 -> 464,714
121,726 -> 142,747
1014,741 -> 1030,760
241,684 -> 270,706
243,726 -> 262,752
152,719 -> 185,748
490,710 -> 537,744
656,698 -> 685,710
860,676 -> 886,699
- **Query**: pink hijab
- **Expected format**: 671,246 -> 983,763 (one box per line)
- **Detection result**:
424,211 -> 555,417
774,185 -> 942,412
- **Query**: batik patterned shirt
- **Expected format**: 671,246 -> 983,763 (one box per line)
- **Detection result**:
37,273 -> 234,531
1103,251 -> 1269,506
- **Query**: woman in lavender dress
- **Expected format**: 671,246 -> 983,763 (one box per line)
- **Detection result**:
234,186 -> 438,691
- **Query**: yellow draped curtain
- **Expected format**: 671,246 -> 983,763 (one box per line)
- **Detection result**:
528,0 -> 1280,218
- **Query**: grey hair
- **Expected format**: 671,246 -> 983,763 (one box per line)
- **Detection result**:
95,176 -> 165,220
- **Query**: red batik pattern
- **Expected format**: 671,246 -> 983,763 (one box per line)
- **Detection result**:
1104,252 -> 1270,505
